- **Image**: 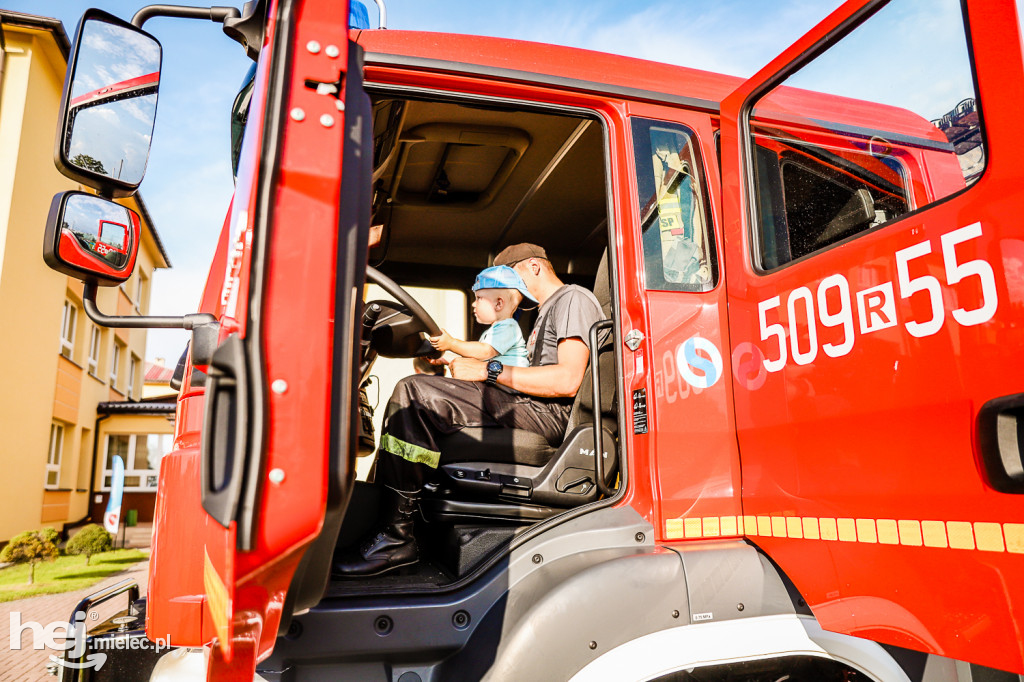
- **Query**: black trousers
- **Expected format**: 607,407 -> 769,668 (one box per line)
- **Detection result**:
375,374 -> 571,491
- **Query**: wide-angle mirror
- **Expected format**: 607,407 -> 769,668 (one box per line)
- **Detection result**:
55,10 -> 161,196
44,191 -> 141,285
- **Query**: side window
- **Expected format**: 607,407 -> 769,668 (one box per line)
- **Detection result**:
631,118 -> 717,292
749,0 -> 984,271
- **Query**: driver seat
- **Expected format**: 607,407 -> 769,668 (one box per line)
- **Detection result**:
420,251 -> 617,524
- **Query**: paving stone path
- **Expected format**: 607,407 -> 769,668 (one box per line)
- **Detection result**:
0,555 -> 150,681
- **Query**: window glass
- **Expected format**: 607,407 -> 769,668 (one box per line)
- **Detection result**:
128,356 -> 139,399
46,423 -> 64,489
139,433 -> 171,471
88,327 -> 101,375
60,301 -> 76,359
749,0 -> 984,270
110,343 -> 121,385
136,273 -> 147,312
631,118 -> 717,292
107,434 -> 130,469
103,433 -> 169,491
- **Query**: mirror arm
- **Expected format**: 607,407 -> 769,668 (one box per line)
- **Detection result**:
131,4 -> 241,28
83,282 -> 221,364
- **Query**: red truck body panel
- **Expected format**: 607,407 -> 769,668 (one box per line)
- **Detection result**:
720,0 -> 1024,672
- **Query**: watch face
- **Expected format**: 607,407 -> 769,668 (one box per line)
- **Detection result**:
488,360 -> 503,373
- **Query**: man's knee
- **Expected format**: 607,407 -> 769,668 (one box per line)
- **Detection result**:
390,374 -> 430,404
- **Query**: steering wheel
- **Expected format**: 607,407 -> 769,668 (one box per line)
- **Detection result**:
365,266 -> 443,358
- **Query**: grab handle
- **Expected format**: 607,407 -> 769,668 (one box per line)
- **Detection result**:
589,319 -> 615,496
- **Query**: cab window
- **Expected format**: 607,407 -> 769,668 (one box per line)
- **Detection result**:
754,142 -> 910,270
748,0 -> 985,271
631,118 -> 717,292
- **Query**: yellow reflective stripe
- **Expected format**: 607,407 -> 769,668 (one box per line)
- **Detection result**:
664,515 -> 1024,555
380,434 -> 440,468
203,549 -> 230,650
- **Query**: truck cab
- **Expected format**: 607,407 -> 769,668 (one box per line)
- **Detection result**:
40,0 -> 1024,680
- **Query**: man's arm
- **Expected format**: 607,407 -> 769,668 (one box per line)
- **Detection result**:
449,338 -> 590,398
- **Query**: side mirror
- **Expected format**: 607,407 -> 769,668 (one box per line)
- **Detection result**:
44,191 -> 141,286
54,10 -> 162,197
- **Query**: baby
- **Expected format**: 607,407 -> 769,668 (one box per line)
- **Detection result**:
429,265 -> 535,367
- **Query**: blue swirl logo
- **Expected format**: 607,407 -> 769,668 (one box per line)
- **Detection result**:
676,336 -> 723,390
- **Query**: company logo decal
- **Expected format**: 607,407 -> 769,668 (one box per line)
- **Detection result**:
676,336 -> 723,390
731,342 -> 767,391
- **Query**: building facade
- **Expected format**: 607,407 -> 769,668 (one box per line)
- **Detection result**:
0,11 -> 173,541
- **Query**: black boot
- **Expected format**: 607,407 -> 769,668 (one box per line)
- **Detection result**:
333,487 -> 420,578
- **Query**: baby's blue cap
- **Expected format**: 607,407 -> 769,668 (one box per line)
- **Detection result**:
472,265 -> 537,302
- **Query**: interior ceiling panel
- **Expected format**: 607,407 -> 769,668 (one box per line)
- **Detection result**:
375,98 -> 608,276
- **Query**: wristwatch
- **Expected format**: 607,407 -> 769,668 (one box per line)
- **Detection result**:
486,360 -> 504,385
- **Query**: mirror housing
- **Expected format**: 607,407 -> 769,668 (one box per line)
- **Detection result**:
44,191 -> 141,286
54,9 -> 161,197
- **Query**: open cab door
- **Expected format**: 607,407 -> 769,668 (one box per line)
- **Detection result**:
720,0 -> 1024,673
154,0 -> 367,677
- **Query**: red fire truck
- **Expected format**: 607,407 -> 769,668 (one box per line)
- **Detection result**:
40,0 -> 1023,680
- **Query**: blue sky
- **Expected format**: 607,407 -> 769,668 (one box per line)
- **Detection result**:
13,0 -> 977,363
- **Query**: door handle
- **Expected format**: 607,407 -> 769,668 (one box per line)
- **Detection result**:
977,393 -> 1024,494
200,334 -> 250,527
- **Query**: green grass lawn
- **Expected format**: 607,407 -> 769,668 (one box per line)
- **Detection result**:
0,549 -> 148,602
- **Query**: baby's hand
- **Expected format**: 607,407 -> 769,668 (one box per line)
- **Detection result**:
429,329 -> 453,351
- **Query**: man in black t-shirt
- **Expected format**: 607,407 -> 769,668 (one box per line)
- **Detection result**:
335,243 -> 604,577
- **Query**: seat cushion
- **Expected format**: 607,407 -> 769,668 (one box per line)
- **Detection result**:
437,427 -> 556,467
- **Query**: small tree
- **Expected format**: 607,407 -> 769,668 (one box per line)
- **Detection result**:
0,530 -> 59,584
39,527 -> 60,547
65,524 -> 112,566
70,153 -> 107,175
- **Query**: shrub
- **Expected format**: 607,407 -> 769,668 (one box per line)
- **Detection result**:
65,524 -> 112,566
0,530 -> 59,584
39,527 -> 60,547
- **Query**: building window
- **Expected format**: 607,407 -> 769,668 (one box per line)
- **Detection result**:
46,422 -> 64,489
135,273 -> 147,313
60,300 -> 77,359
103,433 -> 172,491
128,355 -> 139,400
110,343 -> 122,388
87,327 -> 101,376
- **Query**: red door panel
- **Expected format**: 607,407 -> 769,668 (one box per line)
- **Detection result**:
721,0 -> 1024,672
198,0 -> 354,677
624,107 -> 743,541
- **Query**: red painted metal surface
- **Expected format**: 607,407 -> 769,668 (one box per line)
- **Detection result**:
204,0 -> 352,676
69,71 -> 159,108
622,101 -> 743,541
355,29 -> 739,107
56,205 -> 140,281
720,0 -> 1024,672
146,204 -> 231,647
